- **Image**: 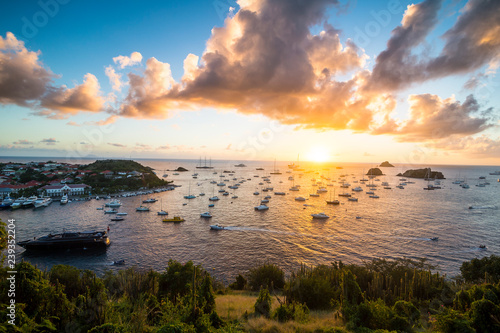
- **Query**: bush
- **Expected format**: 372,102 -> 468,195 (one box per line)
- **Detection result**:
470,299 -> 500,333
435,308 -> 475,333
460,255 -> 500,283
273,302 -> 309,323
247,263 -> 285,291
229,274 -> 247,290
254,287 -> 272,318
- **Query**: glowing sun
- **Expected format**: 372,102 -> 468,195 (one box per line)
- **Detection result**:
306,146 -> 331,163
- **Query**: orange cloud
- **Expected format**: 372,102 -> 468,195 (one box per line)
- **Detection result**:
40,73 -> 105,114
0,32 -> 54,106
372,94 -> 492,141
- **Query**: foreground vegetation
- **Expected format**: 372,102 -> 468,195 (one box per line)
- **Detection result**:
1,221 -> 499,332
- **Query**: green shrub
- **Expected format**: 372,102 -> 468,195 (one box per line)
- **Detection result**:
254,287 -> 272,318
435,308 -> 475,333
273,302 -> 309,323
229,274 -> 247,290
470,299 -> 500,333
247,263 -> 285,291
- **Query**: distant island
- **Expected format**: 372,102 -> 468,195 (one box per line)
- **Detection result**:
397,168 -> 445,179
366,167 -> 383,176
172,167 -> 188,172
379,161 -> 394,167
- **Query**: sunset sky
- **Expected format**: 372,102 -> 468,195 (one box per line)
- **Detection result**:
0,0 -> 499,165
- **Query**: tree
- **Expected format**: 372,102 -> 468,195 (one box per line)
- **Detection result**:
254,287 -> 272,318
247,263 -> 285,291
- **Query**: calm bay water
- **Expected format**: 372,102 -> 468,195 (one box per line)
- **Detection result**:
1,157 -> 499,283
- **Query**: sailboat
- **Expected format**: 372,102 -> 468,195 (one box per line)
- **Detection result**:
270,158 -> 282,175
326,188 -> 340,205
157,199 -> 168,215
196,157 -> 214,169
183,182 -> 196,199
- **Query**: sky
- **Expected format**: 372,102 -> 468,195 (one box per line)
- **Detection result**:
0,0 -> 499,165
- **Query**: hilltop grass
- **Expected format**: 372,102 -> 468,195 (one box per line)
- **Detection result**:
216,291 -> 346,332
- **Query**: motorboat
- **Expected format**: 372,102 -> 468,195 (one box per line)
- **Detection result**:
184,194 -> 196,199
311,212 -> 329,219
479,245 -> 487,249
295,197 -> 306,201
274,192 -> 286,195
23,196 -> 38,207
60,195 -> 69,205
255,204 -> 269,211
369,195 -> 380,198
111,259 -> 125,265
489,171 -> 500,175
11,197 -> 26,210
210,224 -> 226,230
200,212 -> 212,218
209,196 -> 220,201
289,186 -> 300,191
261,198 -> 269,203
208,204 -> 215,207
309,193 -> 320,197
352,187 -> 363,192
18,230 -> 110,251
338,193 -> 351,197
136,206 -> 150,211
317,187 -> 328,193
0,197 -> 14,208
105,199 -> 122,207
430,237 -> 439,241
34,197 -> 53,208
163,216 -> 185,222
232,195 -> 238,199
104,208 -> 118,214
157,210 -> 168,215
348,197 -> 358,202
253,191 -> 260,195
116,212 -> 128,216
110,216 -> 124,221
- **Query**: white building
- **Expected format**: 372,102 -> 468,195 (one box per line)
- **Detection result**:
39,184 -> 91,197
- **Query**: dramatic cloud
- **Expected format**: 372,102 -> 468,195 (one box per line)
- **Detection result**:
40,73 -> 105,114
116,0 -> 381,131
426,0 -> 500,77
113,51 -> 143,69
372,94 -> 492,142
367,0 -> 500,92
365,0 -> 443,91
0,32 -> 106,117
13,139 -> 34,145
120,57 -> 180,118
0,32 -> 54,106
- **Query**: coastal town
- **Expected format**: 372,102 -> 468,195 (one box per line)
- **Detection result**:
0,160 -> 171,201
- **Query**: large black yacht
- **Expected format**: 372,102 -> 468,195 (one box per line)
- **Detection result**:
18,231 -> 110,251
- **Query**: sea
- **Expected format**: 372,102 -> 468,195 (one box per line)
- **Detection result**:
1,156 -> 499,284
